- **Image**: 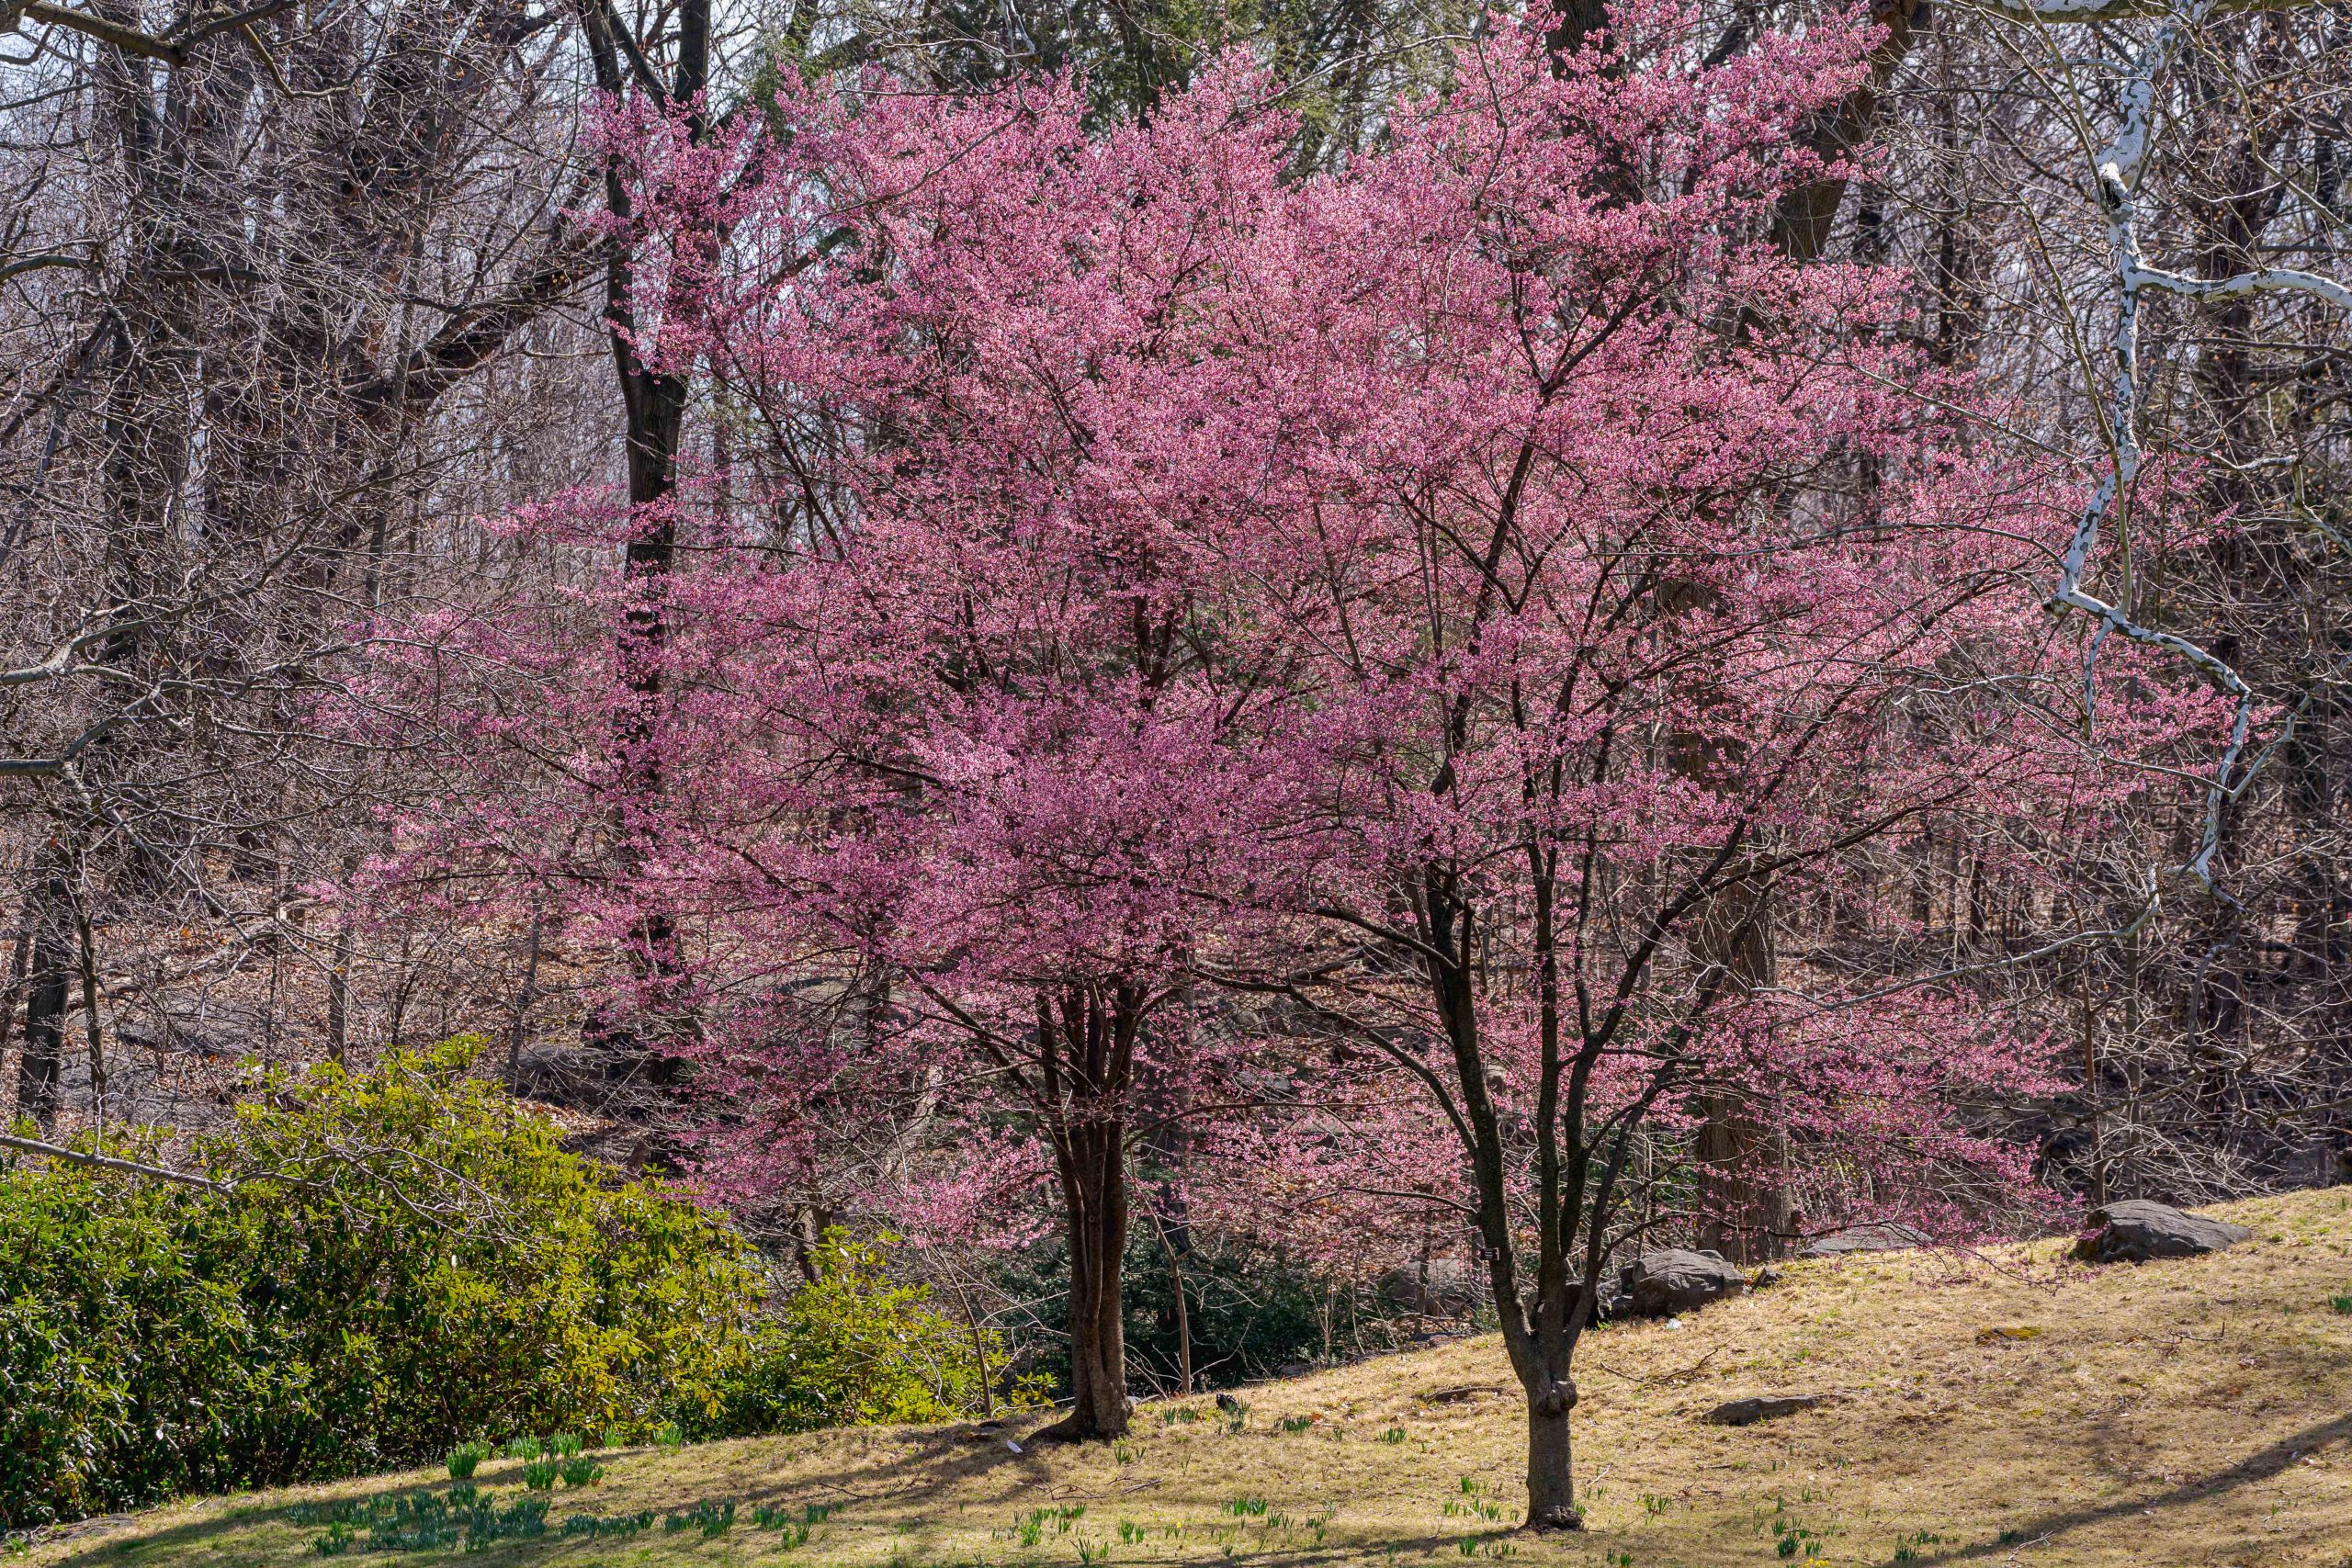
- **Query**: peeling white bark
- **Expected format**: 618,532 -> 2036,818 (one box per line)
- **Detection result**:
2035,0 -> 2343,891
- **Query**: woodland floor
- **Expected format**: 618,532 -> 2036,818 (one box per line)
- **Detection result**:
28,1189 -> 2352,1568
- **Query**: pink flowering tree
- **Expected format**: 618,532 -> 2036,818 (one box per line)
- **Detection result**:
1172,13 -> 2185,1528
353,0 -> 2202,1505
364,68 -> 1344,1441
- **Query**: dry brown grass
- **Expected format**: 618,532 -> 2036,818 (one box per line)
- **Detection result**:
31,1189 -> 2352,1568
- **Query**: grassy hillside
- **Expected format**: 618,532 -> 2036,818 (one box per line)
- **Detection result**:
28,1190 -> 2352,1568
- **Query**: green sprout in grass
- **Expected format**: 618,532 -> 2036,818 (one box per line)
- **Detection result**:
663,1499 -> 737,1538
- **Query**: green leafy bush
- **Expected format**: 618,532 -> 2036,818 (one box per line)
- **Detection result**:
1,1042 -> 1007,1530
0,1040 -> 759,1529
697,1229 -> 1018,1434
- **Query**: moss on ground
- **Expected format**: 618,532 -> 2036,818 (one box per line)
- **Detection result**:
28,1189 -> 2352,1568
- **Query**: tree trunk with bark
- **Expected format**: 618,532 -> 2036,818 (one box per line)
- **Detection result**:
1524,1391 -> 1579,1531
1028,981 -> 1141,1443
14,869 -> 72,1131
1040,1122 -> 1130,1440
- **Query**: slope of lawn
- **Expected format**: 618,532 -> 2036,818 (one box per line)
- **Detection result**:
28,1188 -> 2352,1568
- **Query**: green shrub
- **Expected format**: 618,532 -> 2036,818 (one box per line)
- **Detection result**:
697,1228 -> 1016,1435
0,1039 -> 760,1529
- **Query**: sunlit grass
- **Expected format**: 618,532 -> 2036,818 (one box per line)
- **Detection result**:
31,1190 -> 2352,1568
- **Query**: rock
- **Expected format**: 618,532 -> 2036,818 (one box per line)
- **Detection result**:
1750,1266 -> 1782,1289
1215,1392 -> 1244,1415
1703,1394 -> 1826,1427
1798,1222 -> 1930,1258
1619,1249 -> 1747,1318
1378,1258 -> 1479,1317
1276,1362 -> 1313,1380
2072,1199 -> 2252,1264
1551,1277 -> 1623,1325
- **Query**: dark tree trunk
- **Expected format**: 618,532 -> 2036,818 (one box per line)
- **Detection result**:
1029,982 -> 1139,1443
15,872 -> 73,1132
1680,3 -> 1930,1257
571,0 -> 712,1074
1038,1127 -> 1130,1440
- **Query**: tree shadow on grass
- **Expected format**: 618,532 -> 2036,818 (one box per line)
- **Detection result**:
33,1416 -> 1178,1568
1902,1411 -> 2352,1566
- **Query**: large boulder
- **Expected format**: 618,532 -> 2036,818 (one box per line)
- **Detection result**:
2072,1200 -> 2252,1264
1798,1222 -> 1930,1258
1377,1258 -> 1480,1317
1620,1248 -> 1747,1318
